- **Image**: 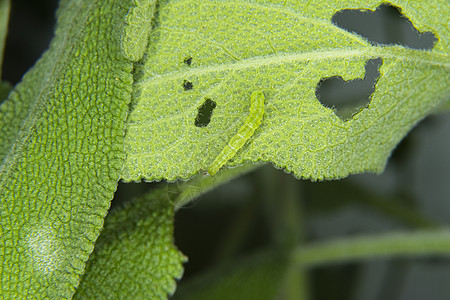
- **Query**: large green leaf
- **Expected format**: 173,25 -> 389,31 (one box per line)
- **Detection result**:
122,0 -> 449,182
0,0 -> 134,298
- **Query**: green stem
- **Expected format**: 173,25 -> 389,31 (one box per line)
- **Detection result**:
0,0 -> 10,80
172,163 -> 260,209
292,230 -> 450,267
259,167 -> 310,300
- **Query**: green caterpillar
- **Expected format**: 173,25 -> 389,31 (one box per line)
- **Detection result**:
208,90 -> 265,175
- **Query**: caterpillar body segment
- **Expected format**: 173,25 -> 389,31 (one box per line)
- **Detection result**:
208,90 -> 265,175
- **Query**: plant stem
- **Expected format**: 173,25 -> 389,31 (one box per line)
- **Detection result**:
292,230 -> 450,268
260,166 -> 310,300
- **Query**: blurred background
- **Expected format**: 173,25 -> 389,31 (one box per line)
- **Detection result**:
3,1 -> 449,299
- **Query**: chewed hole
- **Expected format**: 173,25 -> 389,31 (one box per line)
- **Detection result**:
332,3 -> 437,50
195,98 -> 217,127
316,58 -> 382,120
183,56 -> 192,66
183,80 -> 193,91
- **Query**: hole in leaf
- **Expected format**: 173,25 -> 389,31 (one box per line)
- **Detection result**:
332,3 -> 437,50
195,98 -> 216,127
183,80 -> 193,91
316,58 -> 382,120
184,56 -> 193,66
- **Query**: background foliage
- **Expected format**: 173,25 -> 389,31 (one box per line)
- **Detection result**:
1,0 -> 449,299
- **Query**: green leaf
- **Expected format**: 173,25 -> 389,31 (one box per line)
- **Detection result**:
173,250 -> 288,300
122,0 -> 449,182
0,0 -> 134,298
121,0 -> 157,61
74,188 -> 185,299
0,80 -> 12,101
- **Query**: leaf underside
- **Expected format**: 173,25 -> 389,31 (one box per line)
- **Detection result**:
122,0 -> 449,182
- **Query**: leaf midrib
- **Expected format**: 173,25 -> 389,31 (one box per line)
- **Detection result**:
136,47 -> 449,88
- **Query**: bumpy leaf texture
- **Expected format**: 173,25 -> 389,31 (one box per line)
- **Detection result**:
74,189 -> 185,299
0,0 -> 134,298
122,0 -> 449,182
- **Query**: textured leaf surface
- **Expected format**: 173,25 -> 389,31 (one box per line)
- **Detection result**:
74,189 -> 185,299
122,0 -> 449,182
121,0 -> 157,61
0,0 -> 133,298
